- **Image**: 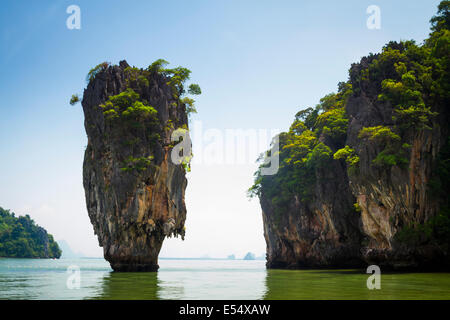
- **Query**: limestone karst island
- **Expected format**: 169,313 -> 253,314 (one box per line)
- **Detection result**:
250,5 -> 450,270
80,60 -> 199,271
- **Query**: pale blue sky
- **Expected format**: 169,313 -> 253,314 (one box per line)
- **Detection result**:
0,0 -> 441,257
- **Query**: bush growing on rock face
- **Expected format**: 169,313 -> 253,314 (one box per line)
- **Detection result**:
315,106 -> 348,145
146,59 -> 201,116
180,97 -> 197,115
313,85 -> 352,147
357,126 -> 410,168
86,61 -> 110,83
333,145 -> 360,171
69,94 -> 80,105
120,156 -> 154,173
100,88 -> 158,128
358,126 -> 400,143
165,67 -> 191,94
353,203 -> 362,213
147,58 -> 169,73
124,67 -> 150,88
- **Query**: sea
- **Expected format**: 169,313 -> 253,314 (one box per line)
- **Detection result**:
0,258 -> 449,300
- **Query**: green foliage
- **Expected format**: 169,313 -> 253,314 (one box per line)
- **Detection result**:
124,67 -> 150,88
100,88 -> 158,124
123,101 -> 157,119
188,84 -> 202,95
351,22 -> 449,132
181,154 -> 193,172
350,25 -> 448,166
430,1 -> 450,32
249,82 -> 354,223
354,39 -> 442,130
0,207 -> 61,258
69,94 -> 80,106
313,83 -> 352,146
86,62 -> 110,83
353,202 -> 362,213
395,207 -> 450,251
250,81 -> 353,215
358,125 -> 401,142
146,59 -> 201,117
147,59 -> 169,73
333,145 -> 360,172
379,69 -> 438,130
90,59 -> 201,182
358,126 -> 409,167
120,156 -> 154,173
180,97 -> 197,115
293,107 -> 319,131
164,66 -> 192,95
315,106 -> 348,145
99,87 -> 161,168
249,126 -> 333,218
307,142 -> 333,168
372,149 -> 409,167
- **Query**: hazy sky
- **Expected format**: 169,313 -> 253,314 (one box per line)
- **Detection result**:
0,0 -> 440,258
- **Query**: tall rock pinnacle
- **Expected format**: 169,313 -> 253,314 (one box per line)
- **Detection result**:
81,60 -> 193,271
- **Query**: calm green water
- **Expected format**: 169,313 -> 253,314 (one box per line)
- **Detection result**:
0,258 -> 449,299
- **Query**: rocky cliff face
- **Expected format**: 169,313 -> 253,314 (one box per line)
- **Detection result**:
255,7 -> 449,270
261,158 -> 362,269
345,55 -> 449,269
260,87 -> 448,270
82,60 -> 189,271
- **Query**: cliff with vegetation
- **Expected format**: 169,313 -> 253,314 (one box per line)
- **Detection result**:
0,207 -> 61,258
251,2 -> 450,270
79,59 -> 199,271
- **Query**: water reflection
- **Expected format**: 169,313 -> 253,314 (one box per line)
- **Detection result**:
90,272 -> 160,299
263,268 -> 450,300
91,260 -> 267,300
263,269 -> 372,300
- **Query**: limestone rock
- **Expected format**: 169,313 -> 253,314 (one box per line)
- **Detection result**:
81,60 -> 188,271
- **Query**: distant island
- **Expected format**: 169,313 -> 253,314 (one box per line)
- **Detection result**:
58,239 -> 83,259
0,207 -> 61,259
243,252 -> 255,260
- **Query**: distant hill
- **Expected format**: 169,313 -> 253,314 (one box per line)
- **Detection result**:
57,240 -> 82,259
243,252 -> 255,260
0,207 -> 61,258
